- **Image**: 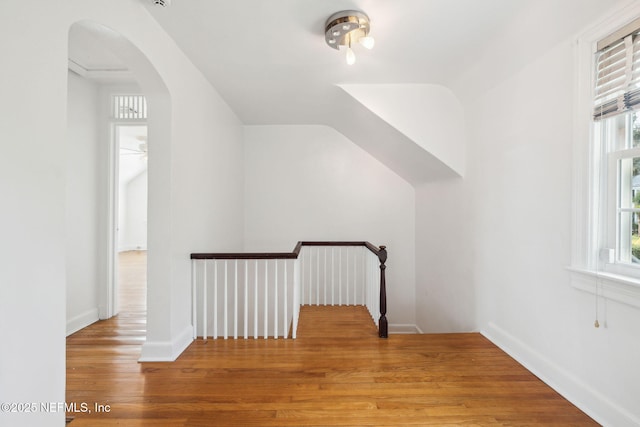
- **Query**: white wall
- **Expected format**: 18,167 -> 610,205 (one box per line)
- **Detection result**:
0,3 -> 68,424
119,170 -> 148,251
0,1 -> 244,425
66,71 -> 100,335
125,170 -> 147,250
244,125 -> 416,328
471,39 -> 640,427
416,2 -> 640,424
415,178 -> 476,333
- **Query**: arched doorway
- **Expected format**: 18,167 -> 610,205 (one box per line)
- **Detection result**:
65,20 -> 171,350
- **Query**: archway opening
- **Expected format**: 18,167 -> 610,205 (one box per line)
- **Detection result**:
65,20 -> 171,353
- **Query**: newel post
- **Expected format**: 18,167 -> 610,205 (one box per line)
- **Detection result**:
378,245 -> 388,338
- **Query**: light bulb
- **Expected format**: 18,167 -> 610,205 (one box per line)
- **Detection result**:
346,47 -> 356,65
359,36 -> 375,50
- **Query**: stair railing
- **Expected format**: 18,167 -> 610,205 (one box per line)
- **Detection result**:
190,241 -> 387,340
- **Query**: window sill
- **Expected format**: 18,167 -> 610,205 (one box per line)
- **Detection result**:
568,266 -> 640,309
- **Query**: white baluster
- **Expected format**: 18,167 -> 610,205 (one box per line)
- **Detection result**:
244,261 -> 248,339
283,259 -> 288,339
372,252 -> 377,321
316,247 -> 320,305
234,260 -> 238,339
323,247 -> 327,305
300,248 -> 305,305
331,247 -> 335,306
353,247 -> 357,305
293,257 -> 300,339
368,252 -> 372,318
373,252 -> 377,321
308,247 -> 311,305
370,252 -> 375,320
305,247 -> 309,305
365,253 -> 369,313
264,259 -> 268,339
213,260 -> 218,339
346,248 -> 350,306
254,259 -> 258,339
361,247 -> 365,305
339,247 -> 342,305
274,259 -> 278,339
192,260 -> 197,339
224,261 -> 228,339
307,247 -> 312,305
203,260 -> 208,340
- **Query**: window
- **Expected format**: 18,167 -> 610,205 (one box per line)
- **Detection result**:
595,20 -> 640,277
601,113 -> 640,276
112,94 -> 147,120
570,5 -> 640,308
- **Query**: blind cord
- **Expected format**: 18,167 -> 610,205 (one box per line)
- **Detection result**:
594,108 -> 604,329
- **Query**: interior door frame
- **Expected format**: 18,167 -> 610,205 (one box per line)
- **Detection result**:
104,121 -> 121,319
103,117 -> 148,320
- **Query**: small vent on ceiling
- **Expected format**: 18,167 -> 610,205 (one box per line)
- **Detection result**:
113,95 -> 147,120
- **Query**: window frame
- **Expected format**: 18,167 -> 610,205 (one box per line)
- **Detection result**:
570,3 -> 640,309
607,146 -> 640,272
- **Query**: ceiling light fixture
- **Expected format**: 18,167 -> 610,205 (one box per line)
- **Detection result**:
325,10 -> 374,65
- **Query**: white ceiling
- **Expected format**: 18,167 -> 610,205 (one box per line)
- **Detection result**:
68,0 -> 627,125
69,24 -> 135,82
68,0 -> 625,183
141,0 -> 529,125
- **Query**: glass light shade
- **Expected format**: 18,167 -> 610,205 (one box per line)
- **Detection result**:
359,36 -> 375,49
346,47 -> 356,65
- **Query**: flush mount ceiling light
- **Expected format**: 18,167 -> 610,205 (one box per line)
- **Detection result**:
325,10 -> 374,65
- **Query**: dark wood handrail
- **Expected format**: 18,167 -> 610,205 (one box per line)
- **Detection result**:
191,241 -> 388,338
191,241 -> 384,259
190,251 -> 299,260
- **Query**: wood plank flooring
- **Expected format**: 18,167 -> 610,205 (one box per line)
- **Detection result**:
117,249 -> 146,313
66,252 -> 598,426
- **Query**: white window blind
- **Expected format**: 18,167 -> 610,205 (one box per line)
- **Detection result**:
594,21 -> 640,120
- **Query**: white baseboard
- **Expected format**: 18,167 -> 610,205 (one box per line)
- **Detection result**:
66,308 -> 99,336
138,325 -> 193,362
482,322 -> 639,427
389,323 -> 421,334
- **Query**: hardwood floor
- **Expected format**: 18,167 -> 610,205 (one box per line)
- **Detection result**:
118,250 -> 147,313
66,253 -> 598,426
